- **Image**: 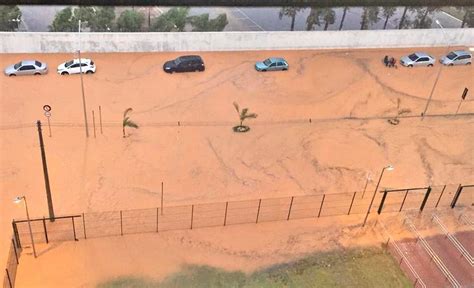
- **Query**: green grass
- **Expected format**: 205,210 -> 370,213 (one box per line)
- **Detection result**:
98,248 -> 412,288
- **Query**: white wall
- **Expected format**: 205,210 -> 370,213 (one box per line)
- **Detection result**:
1,29 -> 473,53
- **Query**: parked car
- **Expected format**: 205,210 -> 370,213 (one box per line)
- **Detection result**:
440,50 -> 472,66
163,55 -> 205,73
57,58 -> 96,75
400,52 -> 435,67
4,60 -> 48,76
255,58 -> 289,72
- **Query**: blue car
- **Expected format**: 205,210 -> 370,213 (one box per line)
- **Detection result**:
255,58 -> 289,72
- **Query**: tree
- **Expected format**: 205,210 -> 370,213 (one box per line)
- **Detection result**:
306,8 -> 335,31
116,9 -> 144,32
151,7 -> 189,32
411,7 -> 437,28
188,13 -> 228,32
122,108 -> 139,137
232,102 -> 257,133
382,7 -> 396,29
339,7 -> 350,30
321,8 -> 336,30
360,7 -> 379,30
279,7 -> 303,31
398,6 -> 409,29
0,5 -> 21,31
49,7 -> 76,32
306,8 -> 321,31
89,7 -> 115,32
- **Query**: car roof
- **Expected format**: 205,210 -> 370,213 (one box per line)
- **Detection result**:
21,60 -> 40,65
70,58 -> 92,63
268,57 -> 286,62
451,50 -> 472,56
178,55 -> 202,60
414,52 -> 431,58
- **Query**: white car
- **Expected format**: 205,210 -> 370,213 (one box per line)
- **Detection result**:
57,59 -> 96,75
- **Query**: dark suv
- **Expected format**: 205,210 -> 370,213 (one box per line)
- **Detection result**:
163,55 -> 205,73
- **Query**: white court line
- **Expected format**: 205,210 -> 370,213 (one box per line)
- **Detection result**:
441,11 -> 462,23
235,8 -> 265,31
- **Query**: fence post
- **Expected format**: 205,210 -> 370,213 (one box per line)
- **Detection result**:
419,186 -> 432,212
12,221 -> 21,249
399,189 -> 409,212
287,196 -> 294,221
190,205 -> 194,229
377,190 -> 388,214
450,184 -> 463,208
256,199 -> 262,223
42,217 -> 49,244
223,202 -> 228,226
348,192 -> 357,215
120,211 -> 123,236
5,268 -> 12,288
72,217 -> 78,241
156,208 -> 159,233
99,105 -> 103,134
12,239 -> 18,265
414,278 -> 418,287
435,185 -> 446,208
82,213 -> 87,239
317,194 -> 326,218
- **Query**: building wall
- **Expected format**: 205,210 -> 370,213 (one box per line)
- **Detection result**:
1,29 -> 473,53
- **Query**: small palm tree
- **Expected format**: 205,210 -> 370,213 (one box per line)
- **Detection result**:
233,102 -> 257,133
123,107 -> 139,137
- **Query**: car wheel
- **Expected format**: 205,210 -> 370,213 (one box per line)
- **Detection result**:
282,68 -> 288,71
34,72 -> 41,75
61,71 -> 69,75
86,70 -> 93,74
448,63 -> 454,66
427,64 -> 433,67
408,65 -> 413,68
262,69 -> 267,72
9,74 -> 16,77
467,62 -> 471,65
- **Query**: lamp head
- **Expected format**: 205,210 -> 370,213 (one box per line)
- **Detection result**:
13,196 -> 24,204
435,19 -> 440,25
386,165 -> 394,171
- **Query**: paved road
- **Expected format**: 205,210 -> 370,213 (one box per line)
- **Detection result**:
17,5 -> 464,32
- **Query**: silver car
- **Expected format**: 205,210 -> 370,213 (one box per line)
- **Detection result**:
440,50 -> 472,66
4,60 -> 48,76
400,52 -> 435,67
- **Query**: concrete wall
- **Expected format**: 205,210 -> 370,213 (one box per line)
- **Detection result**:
1,29 -> 473,53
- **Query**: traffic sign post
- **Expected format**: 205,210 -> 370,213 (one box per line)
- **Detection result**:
43,105 -> 52,137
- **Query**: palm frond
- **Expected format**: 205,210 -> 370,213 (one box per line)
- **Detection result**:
233,102 -> 240,114
123,116 -> 130,126
243,113 -> 258,119
124,120 -> 139,129
123,107 -> 133,118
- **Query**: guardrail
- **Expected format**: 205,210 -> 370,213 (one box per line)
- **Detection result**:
431,213 -> 474,266
375,219 -> 426,288
404,217 -> 460,288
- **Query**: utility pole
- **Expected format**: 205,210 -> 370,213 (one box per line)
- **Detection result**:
37,120 -> 55,221
78,20 -> 89,137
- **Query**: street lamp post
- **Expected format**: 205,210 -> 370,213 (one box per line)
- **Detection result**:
363,165 -> 394,227
78,20 -> 89,138
14,196 -> 37,258
421,20 -> 449,120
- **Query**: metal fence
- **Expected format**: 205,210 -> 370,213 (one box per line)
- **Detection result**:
11,183 -> 472,248
3,237 -> 21,288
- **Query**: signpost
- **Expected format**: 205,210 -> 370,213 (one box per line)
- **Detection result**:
456,87 -> 468,115
43,105 -> 52,137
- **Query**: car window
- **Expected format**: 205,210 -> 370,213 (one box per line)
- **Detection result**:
81,63 -> 88,67
417,57 -> 429,62
174,58 -> 182,65
458,55 -> 470,60
270,63 -> 276,67
65,60 -> 74,67
19,65 -> 35,70
35,61 -> 42,67
446,52 -> 457,60
277,62 -> 283,66
263,59 -> 272,66
408,54 -> 418,61
13,62 -> 21,70
71,63 -> 80,68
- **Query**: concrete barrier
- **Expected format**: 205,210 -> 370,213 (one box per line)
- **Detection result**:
1,29 -> 473,53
